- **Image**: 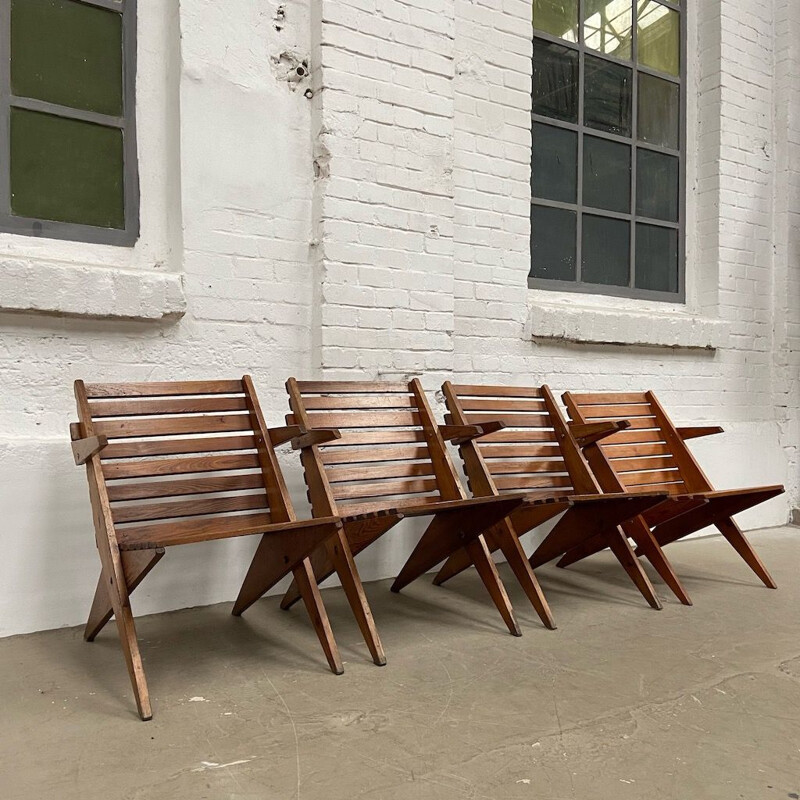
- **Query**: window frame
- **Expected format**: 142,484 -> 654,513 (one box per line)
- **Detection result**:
529,0 -> 687,303
0,0 -> 139,246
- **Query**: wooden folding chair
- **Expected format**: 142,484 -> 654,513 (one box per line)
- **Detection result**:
559,390 -> 784,602
432,383 -> 671,627
262,378 -> 527,657
71,376 -> 346,721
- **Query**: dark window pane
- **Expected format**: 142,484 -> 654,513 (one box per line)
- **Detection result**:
533,39 -> 579,124
637,0 -> 680,76
582,215 -> 630,286
10,108 -> 125,229
584,0 -> 632,60
636,149 -> 679,221
583,136 -> 631,213
638,73 -> 679,149
531,205 -> 577,281
636,224 -> 679,292
532,123 -> 578,204
11,0 -> 123,117
533,0 -> 578,42
584,55 -> 632,136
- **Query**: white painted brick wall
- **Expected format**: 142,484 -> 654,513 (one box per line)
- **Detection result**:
0,0 -> 797,637
313,0 -> 457,381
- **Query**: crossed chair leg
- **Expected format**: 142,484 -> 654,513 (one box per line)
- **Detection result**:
88,523 -> 346,721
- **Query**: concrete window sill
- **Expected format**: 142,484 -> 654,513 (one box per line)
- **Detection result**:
527,296 -> 731,351
0,257 -> 186,321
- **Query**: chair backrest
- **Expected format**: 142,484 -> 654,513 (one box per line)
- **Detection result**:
72,377 -> 295,549
443,383 -> 600,499
285,378 -> 466,517
562,390 -> 713,495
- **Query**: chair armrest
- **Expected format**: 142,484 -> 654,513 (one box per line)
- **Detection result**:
569,420 -> 630,447
268,425 -> 342,449
440,421 -> 505,445
676,426 -> 723,440
269,425 -> 303,447
291,429 -> 341,450
72,434 -> 109,465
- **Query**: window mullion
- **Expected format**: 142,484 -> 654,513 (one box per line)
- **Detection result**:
0,0 -> 11,219
77,0 -> 126,12
9,95 -> 125,130
630,0 -> 638,290
122,0 -> 139,242
576,0 -> 584,284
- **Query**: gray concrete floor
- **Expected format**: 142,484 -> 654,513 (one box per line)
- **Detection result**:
2,528 -> 799,800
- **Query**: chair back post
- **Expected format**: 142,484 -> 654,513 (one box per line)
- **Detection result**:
645,391 -> 713,493
242,375 -> 294,523
562,391 -> 628,494
286,377 -> 339,516
441,380 -> 499,497
74,379 -> 129,604
540,385 -> 601,495
410,379 -> 465,502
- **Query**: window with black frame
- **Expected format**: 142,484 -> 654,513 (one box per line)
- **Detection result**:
0,0 -> 138,246
529,0 -> 684,301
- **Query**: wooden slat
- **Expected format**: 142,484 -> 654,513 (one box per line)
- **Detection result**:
296,381 -> 409,393
337,495 -> 442,516
602,443 -> 672,458
113,493 -> 269,524
457,398 -> 547,412
451,384 -> 543,398
478,429 -> 558,443
575,416 -> 658,430
287,411 -> 421,428
89,396 -> 249,417
116,512 -> 274,549
519,487 -> 574,501
95,414 -> 253,439
569,392 -> 648,405
485,459 -> 567,475
493,475 -> 573,490
608,456 -> 678,473
462,413 -> 552,428
580,403 -> 653,419
608,416 -> 659,430
627,483 -> 686,495
596,430 -> 664,445
477,443 -> 563,458
327,462 -> 436,483
107,473 -> 266,502
102,435 -> 257,460
302,394 -> 414,410
85,380 -> 244,398
103,453 -> 260,480
620,469 -> 682,486
320,445 -> 429,464
316,429 -> 428,447
331,477 -> 439,500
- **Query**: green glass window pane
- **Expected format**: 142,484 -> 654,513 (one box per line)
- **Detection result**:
584,55 -> 632,136
532,123 -> 578,204
533,39 -> 579,124
533,0 -> 578,42
530,205 -> 577,281
638,73 -> 680,149
584,0 -> 633,61
583,136 -> 631,213
582,215 -> 630,286
636,149 -> 679,222
635,224 -> 679,292
11,0 -> 123,116
637,0 -> 680,77
10,108 -> 125,230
